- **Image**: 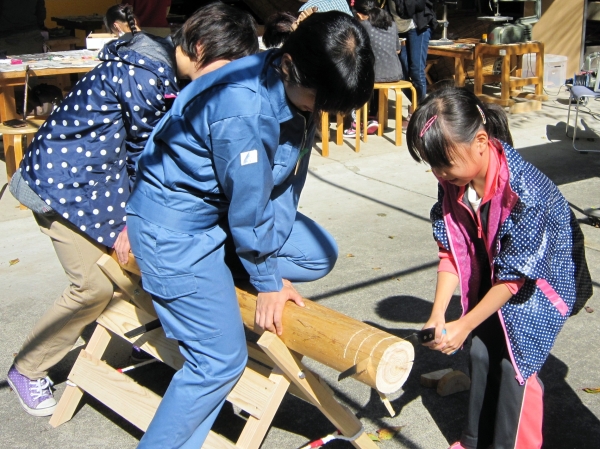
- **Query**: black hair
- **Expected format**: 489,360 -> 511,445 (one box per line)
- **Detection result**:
262,12 -> 297,48
172,2 -> 258,69
105,4 -> 138,36
406,87 -> 514,168
264,11 -> 375,115
353,0 -> 393,30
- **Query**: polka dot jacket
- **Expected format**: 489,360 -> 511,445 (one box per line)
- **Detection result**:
432,142 -> 592,383
19,33 -> 178,247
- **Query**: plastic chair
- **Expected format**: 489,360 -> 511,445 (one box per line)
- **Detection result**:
565,85 -> 600,153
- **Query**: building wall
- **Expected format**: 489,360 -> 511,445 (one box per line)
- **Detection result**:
45,0 -> 120,37
529,0 -> 585,74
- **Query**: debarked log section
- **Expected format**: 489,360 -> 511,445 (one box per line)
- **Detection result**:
236,285 -> 414,394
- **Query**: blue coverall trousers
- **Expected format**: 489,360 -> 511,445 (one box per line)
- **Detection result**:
127,212 -> 338,448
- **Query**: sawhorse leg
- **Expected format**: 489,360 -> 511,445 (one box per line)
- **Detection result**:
49,325 -> 112,427
258,332 -> 378,449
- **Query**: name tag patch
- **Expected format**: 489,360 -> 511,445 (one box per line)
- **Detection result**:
240,149 -> 258,166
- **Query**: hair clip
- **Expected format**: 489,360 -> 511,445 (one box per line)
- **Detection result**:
291,6 -> 317,31
420,115 -> 438,138
476,105 -> 486,124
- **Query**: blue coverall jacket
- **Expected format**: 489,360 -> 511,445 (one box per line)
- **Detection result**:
127,50 -> 316,294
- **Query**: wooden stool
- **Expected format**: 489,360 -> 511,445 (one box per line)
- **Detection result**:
358,81 -> 417,147
320,111 -> 361,156
0,119 -> 44,182
49,253 -> 381,449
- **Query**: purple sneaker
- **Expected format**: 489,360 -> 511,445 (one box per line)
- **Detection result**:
7,365 -> 56,416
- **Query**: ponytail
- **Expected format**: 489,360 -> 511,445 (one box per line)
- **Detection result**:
354,0 -> 392,30
483,103 -> 514,147
124,5 -> 138,36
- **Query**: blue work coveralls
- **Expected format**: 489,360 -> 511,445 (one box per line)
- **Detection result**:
126,50 -> 338,448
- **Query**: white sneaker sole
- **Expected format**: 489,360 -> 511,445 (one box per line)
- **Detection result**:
7,376 -> 57,417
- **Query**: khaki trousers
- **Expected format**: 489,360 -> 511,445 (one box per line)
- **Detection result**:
14,212 -> 114,379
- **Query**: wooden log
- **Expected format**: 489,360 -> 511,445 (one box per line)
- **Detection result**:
237,286 -> 413,394
436,370 -> 471,397
113,252 -> 414,394
420,368 -> 453,389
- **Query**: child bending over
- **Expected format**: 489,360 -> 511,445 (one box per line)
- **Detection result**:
406,87 -> 592,449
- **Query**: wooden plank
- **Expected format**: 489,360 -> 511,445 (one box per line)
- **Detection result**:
509,100 -> 542,114
246,359 -> 312,404
258,332 -> 378,449
98,298 -> 277,419
510,92 -> 549,102
97,254 -> 155,314
49,325 -> 112,427
69,350 -> 161,431
203,431 -> 237,449
236,368 -> 290,449
0,66 -> 93,82
227,365 -> 277,420
96,297 -> 185,370
508,77 -> 542,89
476,93 -> 514,107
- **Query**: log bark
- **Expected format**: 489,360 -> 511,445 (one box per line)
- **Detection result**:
114,252 -> 414,394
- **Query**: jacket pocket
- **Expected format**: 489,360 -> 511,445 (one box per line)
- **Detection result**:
272,142 -> 294,185
141,272 -> 196,300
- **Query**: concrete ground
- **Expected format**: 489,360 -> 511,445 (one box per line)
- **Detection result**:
1,85 -> 599,449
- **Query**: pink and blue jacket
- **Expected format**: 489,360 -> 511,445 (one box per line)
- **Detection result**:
432,141 -> 592,384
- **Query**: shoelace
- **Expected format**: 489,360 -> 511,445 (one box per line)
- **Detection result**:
29,377 -> 53,400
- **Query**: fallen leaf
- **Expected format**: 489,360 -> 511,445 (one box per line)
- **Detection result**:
377,213 -> 387,217
584,306 -> 594,313
396,278 -> 401,281
372,267 -> 381,270
367,433 -> 380,442
377,426 -> 404,440
9,258 -> 20,266
13,353 -> 17,357
583,386 -> 600,393
426,169 -> 432,172
388,236 -> 395,239
346,253 -> 355,258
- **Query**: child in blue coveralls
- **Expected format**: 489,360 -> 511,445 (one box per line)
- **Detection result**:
6,3 -> 257,418
406,88 -> 592,449
126,11 -> 375,449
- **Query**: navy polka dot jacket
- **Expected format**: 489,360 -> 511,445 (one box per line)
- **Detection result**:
19,33 -> 178,247
432,142 -> 592,383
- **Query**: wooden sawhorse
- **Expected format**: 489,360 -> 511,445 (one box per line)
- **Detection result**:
49,254 -> 377,449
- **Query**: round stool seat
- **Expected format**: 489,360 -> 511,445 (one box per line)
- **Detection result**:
373,81 -> 414,90
0,119 -> 44,135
